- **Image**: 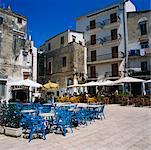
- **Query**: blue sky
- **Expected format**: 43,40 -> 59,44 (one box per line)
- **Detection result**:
0,0 -> 150,47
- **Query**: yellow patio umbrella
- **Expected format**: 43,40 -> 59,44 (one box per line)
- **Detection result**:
42,81 -> 59,90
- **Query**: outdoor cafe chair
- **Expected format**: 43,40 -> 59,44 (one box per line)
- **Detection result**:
54,109 -> 74,136
28,116 -> 46,142
95,105 -> 105,120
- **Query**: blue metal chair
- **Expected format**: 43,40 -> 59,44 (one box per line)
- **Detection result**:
29,116 -> 46,142
95,105 -> 105,120
54,109 -> 74,136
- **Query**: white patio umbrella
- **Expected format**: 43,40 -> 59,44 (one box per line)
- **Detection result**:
8,79 -> 42,88
145,79 -> 151,83
8,80 -> 24,86
97,80 -> 114,86
22,79 -> 42,88
114,77 -> 145,84
82,81 -> 98,87
67,83 -> 83,88
114,77 -> 145,95
8,79 -> 42,102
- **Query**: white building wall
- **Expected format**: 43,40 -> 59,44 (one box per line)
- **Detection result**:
68,31 -> 85,46
76,0 -> 136,80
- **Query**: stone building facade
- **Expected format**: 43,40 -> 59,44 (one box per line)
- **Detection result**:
0,7 -> 37,101
127,10 -> 151,79
38,30 -> 87,95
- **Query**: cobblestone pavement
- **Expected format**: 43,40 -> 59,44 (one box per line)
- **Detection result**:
0,105 -> 150,150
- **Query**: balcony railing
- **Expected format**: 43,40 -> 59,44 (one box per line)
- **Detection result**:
86,16 -> 120,31
129,48 -> 151,57
86,34 -> 122,46
87,71 -> 121,79
87,52 -> 123,62
104,71 -> 121,78
86,22 -> 105,31
103,16 -> 120,26
100,34 -> 122,45
87,73 -> 98,79
131,70 -> 151,77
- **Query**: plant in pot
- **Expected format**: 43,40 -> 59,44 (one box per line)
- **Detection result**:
4,104 -> 22,137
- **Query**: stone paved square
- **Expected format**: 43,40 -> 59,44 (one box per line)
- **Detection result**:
0,105 -> 150,150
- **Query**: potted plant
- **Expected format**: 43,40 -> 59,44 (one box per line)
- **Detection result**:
4,104 -> 22,137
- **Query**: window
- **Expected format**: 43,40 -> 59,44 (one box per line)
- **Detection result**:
23,72 -> 29,80
112,46 -> 118,58
90,34 -> 96,45
90,66 -> 96,78
91,50 -> 96,61
62,56 -> 66,67
60,36 -> 64,45
112,63 -> 118,77
48,43 -> 51,50
48,62 -> 52,74
141,61 -> 147,72
90,20 -> 96,29
111,29 -> 117,40
140,21 -> 147,35
140,41 -> 149,48
110,13 -> 117,23
67,78 -> 73,86
17,17 -> 22,24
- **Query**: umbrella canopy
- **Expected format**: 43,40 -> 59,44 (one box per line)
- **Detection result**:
97,80 -> 114,86
43,81 -> 59,89
23,79 -> 42,88
82,81 -> 98,87
67,84 -> 83,88
114,77 -> 145,84
145,79 -> 151,83
8,79 -> 42,88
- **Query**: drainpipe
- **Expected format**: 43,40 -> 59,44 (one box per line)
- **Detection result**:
122,0 -> 128,77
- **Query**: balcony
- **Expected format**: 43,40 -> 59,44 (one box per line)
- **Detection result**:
87,71 -> 121,80
86,16 -> 120,31
131,70 -> 151,79
86,34 -> 121,47
86,22 -> 104,31
104,71 -> 121,78
103,16 -> 120,26
87,52 -> 124,63
87,73 -> 98,79
128,48 -> 151,57
100,34 -> 122,45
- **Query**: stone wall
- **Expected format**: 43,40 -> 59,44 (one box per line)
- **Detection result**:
127,11 -> 151,44
43,42 -> 85,88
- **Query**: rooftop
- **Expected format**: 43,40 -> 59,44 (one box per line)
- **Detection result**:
45,29 -> 83,43
0,7 -> 26,20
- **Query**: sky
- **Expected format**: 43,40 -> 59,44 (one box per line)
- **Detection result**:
0,0 -> 150,47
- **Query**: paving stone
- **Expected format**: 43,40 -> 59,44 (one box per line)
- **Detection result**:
0,105 -> 150,150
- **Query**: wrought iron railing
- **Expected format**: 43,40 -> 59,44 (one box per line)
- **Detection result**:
86,16 -> 120,31
86,34 -> 122,46
87,52 -> 123,62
